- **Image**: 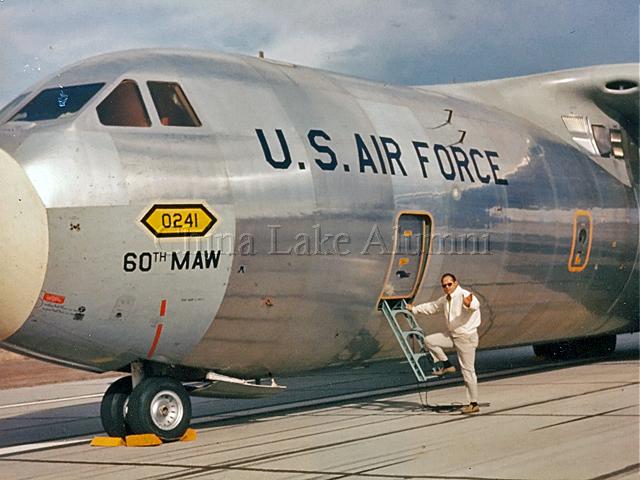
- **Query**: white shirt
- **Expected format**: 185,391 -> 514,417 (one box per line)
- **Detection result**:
411,285 -> 481,337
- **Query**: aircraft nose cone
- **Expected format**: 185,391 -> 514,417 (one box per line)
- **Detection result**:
0,149 -> 48,340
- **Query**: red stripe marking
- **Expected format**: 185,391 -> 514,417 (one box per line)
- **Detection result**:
160,299 -> 167,317
43,292 -> 65,305
147,324 -> 164,358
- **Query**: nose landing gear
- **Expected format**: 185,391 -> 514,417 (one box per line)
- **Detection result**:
99,375 -> 192,442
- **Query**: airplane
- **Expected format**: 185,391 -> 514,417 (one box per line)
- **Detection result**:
0,49 -> 637,441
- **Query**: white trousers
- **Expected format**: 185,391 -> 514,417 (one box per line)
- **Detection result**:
425,330 -> 479,403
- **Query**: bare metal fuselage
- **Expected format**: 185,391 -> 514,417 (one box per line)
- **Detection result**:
0,50 -> 637,378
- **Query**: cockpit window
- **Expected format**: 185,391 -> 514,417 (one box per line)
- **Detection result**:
97,80 -> 151,127
10,83 -> 104,122
147,81 -> 201,127
0,92 -> 30,123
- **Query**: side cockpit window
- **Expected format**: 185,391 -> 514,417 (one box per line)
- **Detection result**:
0,92 -> 30,123
10,83 -> 104,122
147,81 -> 201,127
97,79 -> 151,127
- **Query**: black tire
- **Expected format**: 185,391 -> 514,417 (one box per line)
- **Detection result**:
533,335 -> 617,360
126,377 -> 192,441
549,341 -> 578,360
100,376 -> 132,438
533,344 -> 550,358
577,335 -> 617,357
533,341 -> 574,360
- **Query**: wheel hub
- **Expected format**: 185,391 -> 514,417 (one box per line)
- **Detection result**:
150,390 -> 184,430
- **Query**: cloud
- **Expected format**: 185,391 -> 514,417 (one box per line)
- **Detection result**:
0,0 -> 637,105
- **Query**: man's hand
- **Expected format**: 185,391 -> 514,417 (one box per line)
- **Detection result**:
463,294 -> 473,308
406,303 -> 413,310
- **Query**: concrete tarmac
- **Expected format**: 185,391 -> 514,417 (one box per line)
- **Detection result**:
0,335 -> 638,479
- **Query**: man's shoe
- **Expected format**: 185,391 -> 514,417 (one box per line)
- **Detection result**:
433,365 -> 456,376
461,404 -> 480,414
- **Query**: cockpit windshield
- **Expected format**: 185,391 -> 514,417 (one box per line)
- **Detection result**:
9,83 -> 105,122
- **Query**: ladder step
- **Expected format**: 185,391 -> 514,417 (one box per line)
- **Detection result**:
401,330 -> 425,339
380,299 -> 434,383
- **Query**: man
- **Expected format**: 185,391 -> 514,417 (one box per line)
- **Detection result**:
407,273 -> 481,414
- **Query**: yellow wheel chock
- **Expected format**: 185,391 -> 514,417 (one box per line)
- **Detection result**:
90,428 -> 197,447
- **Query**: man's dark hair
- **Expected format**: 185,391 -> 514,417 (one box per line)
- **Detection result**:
441,273 -> 457,282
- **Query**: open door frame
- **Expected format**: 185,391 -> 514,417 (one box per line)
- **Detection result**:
378,210 -> 434,303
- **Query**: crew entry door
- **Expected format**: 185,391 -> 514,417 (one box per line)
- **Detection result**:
568,210 -> 593,272
380,212 -> 432,301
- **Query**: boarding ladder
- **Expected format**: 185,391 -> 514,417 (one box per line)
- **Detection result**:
379,299 -> 436,383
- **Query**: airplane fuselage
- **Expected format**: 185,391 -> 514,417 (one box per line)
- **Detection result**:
0,50 -> 637,380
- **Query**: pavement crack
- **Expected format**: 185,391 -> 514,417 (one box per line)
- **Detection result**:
532,404 -> 637,431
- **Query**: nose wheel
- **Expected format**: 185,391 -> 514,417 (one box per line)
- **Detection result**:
100,376 -> 133,438
126,377 -> 192,441
100,375 -> 192,441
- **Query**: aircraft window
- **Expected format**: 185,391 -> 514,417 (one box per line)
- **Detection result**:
0,92 -> 30,122
10,83 -> 104,122
97,80 -> 151,127
147,81 -> 201,127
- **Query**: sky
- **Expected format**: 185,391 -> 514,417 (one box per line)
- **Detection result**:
0,0 -> 638,105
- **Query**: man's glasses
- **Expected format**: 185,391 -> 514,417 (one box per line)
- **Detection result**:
442,282 -> 453,288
